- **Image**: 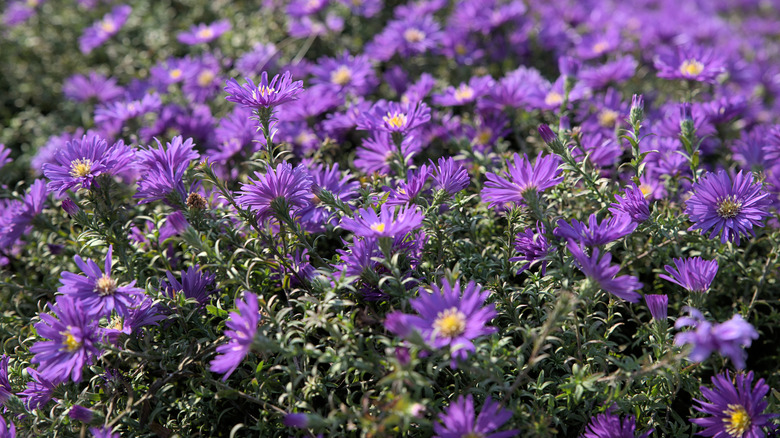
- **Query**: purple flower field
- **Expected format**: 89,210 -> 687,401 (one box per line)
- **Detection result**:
2,0 -> 780,436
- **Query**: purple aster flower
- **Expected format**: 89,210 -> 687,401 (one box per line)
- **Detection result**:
90,426 -> 120,438
210,292 -> 260,381
654,44 -> 726,84
568,242 -> 643,303
162,265 -> 216,306
134,136 -> 200,207
554,213 -> 637,247
58,245 -> 145,319
69,405 -> 95,423
511,222 -> 554,276
235,161 -> 313,222
29,296 -> 101,383
283,413 -> 309,428
481,152 -> 563,209
334,237 -> 388,300
42,134 -> 135,196
0,144 -> 10,170
355,132 -> 422,175
176,19 -> 230,45
337,0 -> 381,17
433,76 -> 494,107
609,183 -> 651,224
63,72 -> 123,103
659,257 -> 718,293
674,308 -> 759,369
431,157 -> 469,196
0,355 -> 11,404
79,5 -> 131,54
0,415 -> 15,437
224,72 -> 304,110
357,100 -> 431,135
17,367 -> 57,410
181,54 -> 222,104
149,57 -> 193,89
94,92 -> 162,137
365,14 -> 442,61
310,51 -> 377,96
0,179 -> 48,251
235,43 -> 278,78
575,28 -> 621,61
3,1 -> 37,27
286,0 -> 328,17
340,204 -> 424,239
386,165 -> 432,206
434,394 -> 517,438
581,405 -> 653,438
299,163 -> 359,232
101,295 -> 166,345
691,371 -> 777,438
645,295 -> 668,321
685,170 -> 772,245
385,279 -> 497,364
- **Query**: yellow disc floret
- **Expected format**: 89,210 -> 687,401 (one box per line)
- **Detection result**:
383,112 -> 408,129
370,223 -> 386,233
717,195 -> 742,219
680,59 -> 705,77
95,274 -> 118,296
61,328 -> 81,352
723,404 -> 751,437
434,307 -> 467,338
331,66 -> 353,86
454,84 -> 475,102
403,28 -> 426,43
69,159 -> 93,178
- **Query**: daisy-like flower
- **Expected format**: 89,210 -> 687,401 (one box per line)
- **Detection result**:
340,204 -> 424,239
63,72 -> 124,103
554,213 -> 637,247
0,355 -> 11,404
357,100 -> 431,135
134,136 -> 200,207
224,72 -> 304,110
354,132 -> 422,175
511,223 -> 554,276
310,51 -> 377,96
434,394 -> 518,438
17,367 -> 57,410
674,308 -> 758,369
685,171 -> 771,245
90,426 -> 120,438
609,183 -> 651,224
209,292 -> 260,381
433,75 -> 494,107
235,161 -> 313,222
162,265 -> 216,306
654,44 -> 725,84
431,156 -> 470,196
384,279 -> 497,364
177,19 -> 230,45
691,371 -> 776,438
645,295 -> 668,321
659,257 -> 718,293
29,296 -> 100,383
78,5 -> 131,54
42,134 -> 135,196
481,152 -> 563,209
58,245 -> 145,319
581,405 -> 654,438
568,242 -> 643,303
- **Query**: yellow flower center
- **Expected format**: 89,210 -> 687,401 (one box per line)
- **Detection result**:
69,159 -> 93,178
598,109 -> 619,128
383,112 -> 407,129
680,59 -> 705,77
723,404 -> 751,437
197,28 -> 214,40
717,195 -> 742,219
454,84 -> 475,102
370,223 -> 386,233
463,433 -> 485,438
197,70 -> 215,87
109,316 -> 124,330
95,274 -> 118,296
639,184 -> 653,197
476,128 -> 493,145
545,91 -> 563,107
403,28 -> 426,43
592,41 -> 609,54
331,65 -> 353,86
61,328 -> 81,352
169,68 -> 183,80
27,0 -> 40,6
433,307 -> 467,338
100,19 -> 116,34
252,85 -> 277,101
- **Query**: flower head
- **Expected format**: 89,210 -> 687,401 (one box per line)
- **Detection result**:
79,5 -> 131,54
0,415 -> 15,438
340,204 -> 424,239
654,44 -> 725,84
481,152 -> 563,209
581,405 -> 653,438
685,171 -> 771,245
431,157 -> 470,196
210,292 -> 260,381
554,213 -> 637,247
609,183 -> 651,224
511,222 -> 555,276
135,136 -> 200,207
235,162 -> 313,222
434,394 -> 518,438
63,72 -> 124,103
659,257 -> 718,293
224,72 -> 304,110
177,19 -> 230,45
645,295 -> 668,321
674,308 -> 759,369
691,371 -> 777,438
162,265 -> 216,306
568,242 -> 643,303
357,100 -> 431,135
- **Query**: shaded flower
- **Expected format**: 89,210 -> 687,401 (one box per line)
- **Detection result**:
177,19 -> 230,45
310,51 -> 377,96
481,152 -> 563,209
568,242 -> 643,303
691,371 -> 776,438
609,183 -> 651,223
511,223 -> 554,276
210,292 -> 260,381
674,308 -> 759,369
434,394 -> 518,438
581,405 -> 653,438
385,279 -> 497,364
0,144 -> 10,169
29,296 -> 101,383
685,171 -> 771,245
162,265 -> 216,306
340,204 -> 424,239
283,413 -> 309,428
0,355 -> 11,405
235,161 -> 313,222
386,165 -> 431,206
90,426 -> 120,438
659,257 -> 718,293
0,179 -> 48,251
299,163 -> 359,232
79,5 -> 131,54
554,213 -> 637,247
0,415 -> 15,438
63,72 -> 123,103
17,367 -> 57,410
431,157 -> 469,196
134,136 -> 200,207
355,132 -> 422,175
365,14 -> 442,61
224,72 -> 304,110
68,405 -> 94,423
645,295 -> 668,321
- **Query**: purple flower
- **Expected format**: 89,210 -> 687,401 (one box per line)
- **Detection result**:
431,157 -> 469,196
0,415 -> 15,438
63,72 -> 123,103
235,43 -> 278,78
685,171 -> 771,245
134,136 -> 200,207
365,15 -> 442,61
177,19 -> 230,45
299,163 -> 359,232
510,223 -> 554,276
645,295 -> 668,321
481,152 -> 563,209
95,93 -> 162,137
609,183 -> 651,223
310,51 -> 377,96
581,405 -> 653,438
29,296 -> 101,383
224,72 -> 304,110
283,413 -> 309,428
654,44 -> 725,84
433,76 -> 494,107
163,265 -> 216,306
579,56 -> 638,89
0,179 -> 48,251
100,295 -> 166,344
0,355 -> 11,404
181,54 -> 222,104
210,292 -> 260,381
357,100 -> 431,135
90,426 -> 120,438
42,134 -> 135,196
659,257 -> 718,293
17,367 -> 57,410
691,371 -> 776,438
69,405 -> 95,423
434,394 -> 517,438
674,308 -> 759,369
235,162 -> 313,222
386,165 -> 432,206
340,204 -> 424,239
58,245 -> 145,319
385,279 -> 497,364
554,214 -> 637,247
355,132 -> 422,175
568,242 -> 643,303
79,5 -> 131,54
0,144 -> 10,170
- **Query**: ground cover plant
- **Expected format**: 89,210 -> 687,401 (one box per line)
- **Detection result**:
2,0 -> 780,436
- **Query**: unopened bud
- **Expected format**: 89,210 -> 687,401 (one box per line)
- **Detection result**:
186,192 -> 207,210
538,124 -> 566,155
629,94 -> 644,126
